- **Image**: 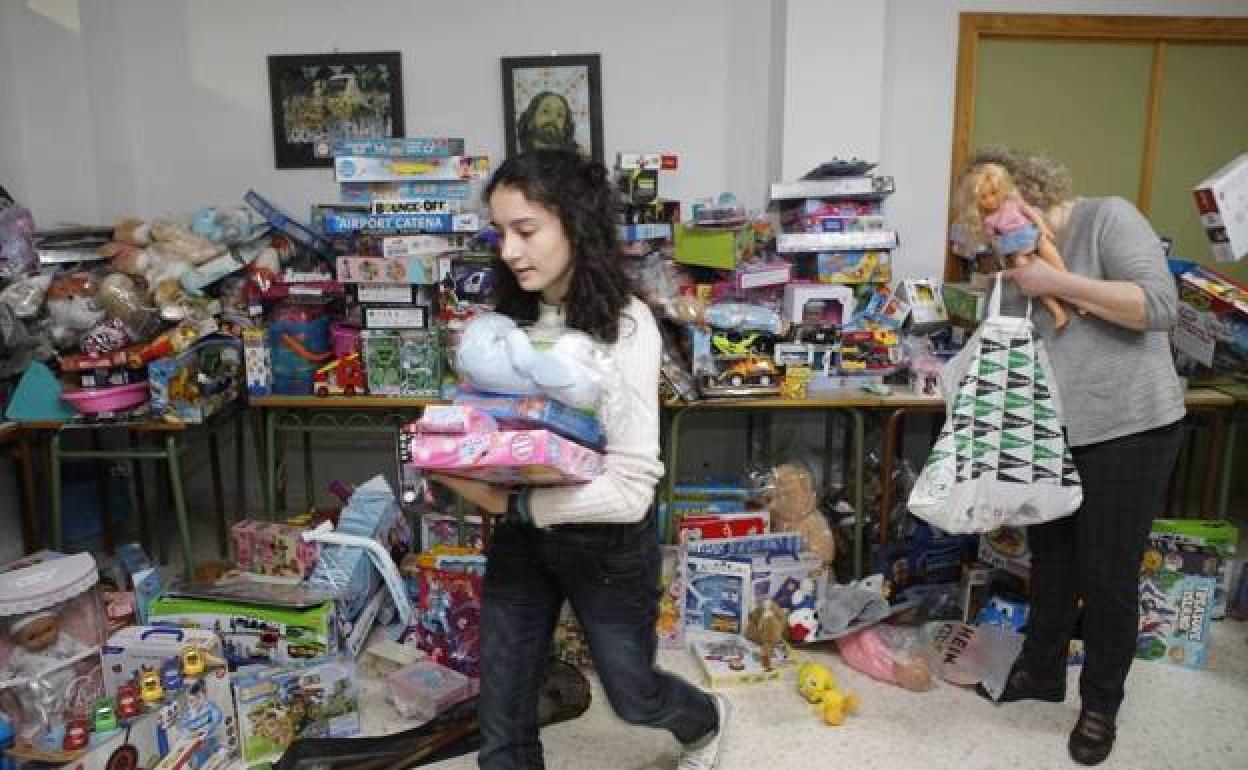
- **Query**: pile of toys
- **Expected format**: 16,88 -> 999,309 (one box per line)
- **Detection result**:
241,138 -> 496,401
0,464 -> 503,770
621,157 -> 956,403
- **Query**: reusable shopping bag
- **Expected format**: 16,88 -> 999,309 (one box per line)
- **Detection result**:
908,274 -> 1082,533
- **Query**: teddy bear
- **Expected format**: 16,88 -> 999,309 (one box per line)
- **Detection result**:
763,463 -> 838,570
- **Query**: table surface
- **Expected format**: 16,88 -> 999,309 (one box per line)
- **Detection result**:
250,395 -> 446,409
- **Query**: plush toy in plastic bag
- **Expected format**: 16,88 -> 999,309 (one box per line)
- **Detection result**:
919,620 -> 1023,700
454,312 -> 605,412
836,623 -> 931,691
0,193 -> 37,281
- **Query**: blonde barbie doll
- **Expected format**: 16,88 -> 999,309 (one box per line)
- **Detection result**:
956,162 -> 1071,328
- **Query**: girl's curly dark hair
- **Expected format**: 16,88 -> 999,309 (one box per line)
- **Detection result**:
484,150 -> 634,344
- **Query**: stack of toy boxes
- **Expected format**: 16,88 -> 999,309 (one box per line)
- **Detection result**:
615,153 -> 680,256
1172,266 -> 1248,374
768,161 -> 901,391
401,403 -> 605,485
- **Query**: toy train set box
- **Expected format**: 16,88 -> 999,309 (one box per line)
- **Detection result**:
147,596 -> 337,667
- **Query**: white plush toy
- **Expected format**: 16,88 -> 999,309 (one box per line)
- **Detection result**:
455,312 -> 605,412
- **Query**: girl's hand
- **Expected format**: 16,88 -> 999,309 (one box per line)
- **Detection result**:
1004,258 -> 1065,298
426,473 -> 511,514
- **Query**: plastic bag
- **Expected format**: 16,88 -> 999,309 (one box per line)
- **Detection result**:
920,620 -> 1023,700
836,624 -> 931,691
0,197 -> 37,280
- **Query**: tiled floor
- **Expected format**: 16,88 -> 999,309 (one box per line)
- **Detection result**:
401,618 -> 1248,770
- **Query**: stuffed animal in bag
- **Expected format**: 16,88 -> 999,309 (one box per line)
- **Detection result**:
764,463 -> 837,569
45,272 -> 106,350
454,312 -> 604,412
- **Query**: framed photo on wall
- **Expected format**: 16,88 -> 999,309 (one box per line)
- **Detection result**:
501,54 -> 603,163
267,51 -> 405,169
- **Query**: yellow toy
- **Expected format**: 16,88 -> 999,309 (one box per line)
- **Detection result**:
797,661 -> 859,726
138,667 -> 163,703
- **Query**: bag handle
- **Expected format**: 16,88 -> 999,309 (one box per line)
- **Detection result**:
986,271 -> 1032,321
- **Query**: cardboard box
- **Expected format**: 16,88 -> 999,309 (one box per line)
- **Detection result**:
978,527 -> 1031,578
690,636 -> 796,688
1137,546 -> 1216,670
943,282 -> 988,324
1174,267 -> 1248,372
148,596 -> 338,666
782,283 -> 856,325
336,255 -> 436,284
1148,519 -> 1238,619
232,660 -> 360,770
148,335 -> 242,423
101,625 -> 224,695
673,224 -> 753,269
1193,152 -> 1248,262
403,429 -> 605,484
242,327 -> 271,397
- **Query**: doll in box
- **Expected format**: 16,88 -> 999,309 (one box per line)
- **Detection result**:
0,611 -> 87,683
954,162 -> 1071,328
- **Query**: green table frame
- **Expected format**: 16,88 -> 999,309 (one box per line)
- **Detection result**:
662,396 -> 875,578
46,406 -> 246,580
252,396 -> 442,519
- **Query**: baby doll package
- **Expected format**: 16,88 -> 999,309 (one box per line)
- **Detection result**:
0,551 -> 107,752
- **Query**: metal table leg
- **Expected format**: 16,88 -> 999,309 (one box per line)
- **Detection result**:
165,434 -> 194,582
49,432 -> 63,548
265,408 -> 277,519
850,408 -> 865,579
209,426 -> 227,556
1218,406 -> 1240,518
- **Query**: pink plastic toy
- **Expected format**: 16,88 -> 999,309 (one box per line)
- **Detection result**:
60,382 -> 150,415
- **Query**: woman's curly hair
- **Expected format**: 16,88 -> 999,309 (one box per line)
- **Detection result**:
484,150 -> 634,344
964,145 -> 1073,210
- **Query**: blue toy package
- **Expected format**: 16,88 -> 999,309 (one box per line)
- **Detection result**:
452,388 -> 606,449
684,554 -> 752,636
307,476 -> 409,622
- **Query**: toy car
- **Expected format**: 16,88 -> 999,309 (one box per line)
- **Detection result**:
161,659 -> 184,691
181,646 -> 206,677
715,355 -> 780,388
63,718 -> 90,751
139,668 -> 163,703
92,698 -> 119,733
116,684 -> 141,719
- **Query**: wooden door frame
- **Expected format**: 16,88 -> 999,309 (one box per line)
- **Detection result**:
948,13 -> 1248,280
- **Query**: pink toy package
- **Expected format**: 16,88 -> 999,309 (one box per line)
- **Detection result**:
230,519 -> 320,578
0,551 -> 108,754
404,429 -> 605,485
413,405 -> 499,434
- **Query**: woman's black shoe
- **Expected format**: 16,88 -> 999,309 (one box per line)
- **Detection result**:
1068,709 -> 1116,766
977,666 -> 1066,703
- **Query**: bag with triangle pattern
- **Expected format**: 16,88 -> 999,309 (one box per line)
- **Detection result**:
908,274 -> 1081,533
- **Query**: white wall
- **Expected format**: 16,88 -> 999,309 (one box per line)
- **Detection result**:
1,0 -> 780,226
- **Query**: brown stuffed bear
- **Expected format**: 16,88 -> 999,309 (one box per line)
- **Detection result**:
765,463 -> 837,572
